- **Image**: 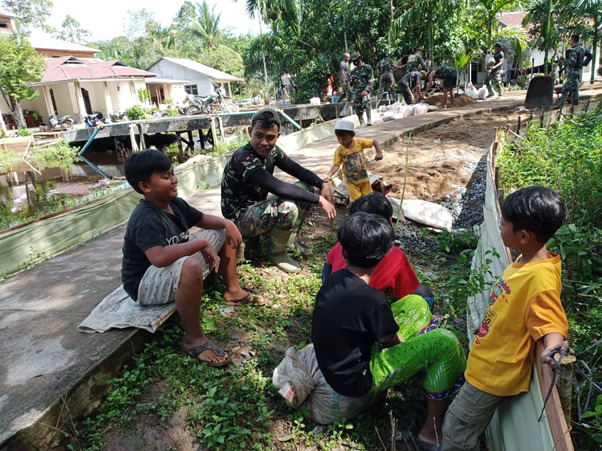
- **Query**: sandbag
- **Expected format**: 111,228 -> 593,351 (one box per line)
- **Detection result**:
272,346 -> 316,407
484,54 -> 495,68
413,103 -> 429,116
402,105 -> 414,117
465,82 -> 479,99
476,86 -> 488,100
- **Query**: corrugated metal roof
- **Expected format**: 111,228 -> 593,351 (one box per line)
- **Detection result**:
41,57 -> 157,83
29,30 -> 100,53
0,8 -> 19,18
150,57 -> 244,82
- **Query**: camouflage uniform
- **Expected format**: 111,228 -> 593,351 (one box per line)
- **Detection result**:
434,67 -> 457,88
399,71 -> 422,105
484,50 -> 504,97
350,63 -> 374,124
221,142 -> 313,239
558,44 -> 593,108
405,53 -> 426,73
339,60 -> 352,102
376,56 -> 396,101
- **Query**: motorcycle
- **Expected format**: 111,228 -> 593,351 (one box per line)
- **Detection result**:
84,112 -> 109,128
185,85 -> 239,116
46,114 -> 74,131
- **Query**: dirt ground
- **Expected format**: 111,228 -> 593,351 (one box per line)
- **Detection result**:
369,111 -> 520,201
423,93 -> 476,108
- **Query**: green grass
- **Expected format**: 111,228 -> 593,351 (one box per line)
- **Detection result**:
66,220 -> 475,450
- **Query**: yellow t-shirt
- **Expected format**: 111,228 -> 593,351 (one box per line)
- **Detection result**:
333,138 -> 374,185
465,252 -> 568,396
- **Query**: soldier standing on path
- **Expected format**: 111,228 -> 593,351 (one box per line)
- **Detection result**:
556,34 -> 593,109
350,52 -> 375,126
376,52 -> 398,101
405,49 -> 427,73
484,43 -> 505,98
339,53 -> 352,102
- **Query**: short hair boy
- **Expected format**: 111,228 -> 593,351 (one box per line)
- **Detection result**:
323,119 -> 383,202
442,186 -> 569,450
122,149 -> 257,366
323,193 -> 435,309
310,212 -> 465,445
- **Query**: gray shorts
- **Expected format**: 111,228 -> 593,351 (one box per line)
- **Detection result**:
442,381 -> 505,451
137,229 -> 225,306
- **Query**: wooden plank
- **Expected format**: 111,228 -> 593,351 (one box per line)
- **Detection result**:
198,129 -> 205,150
176,132 -> 183,160
187,130 -> 194,153
535,341 -> 574,451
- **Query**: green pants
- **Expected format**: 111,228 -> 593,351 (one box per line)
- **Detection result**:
559,70 -> 582,107
484,70 -> 503,97
370,297 -> 466,396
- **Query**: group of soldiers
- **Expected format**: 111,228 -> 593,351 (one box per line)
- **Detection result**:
338,48 -> 459,125
337,33 -> 593,126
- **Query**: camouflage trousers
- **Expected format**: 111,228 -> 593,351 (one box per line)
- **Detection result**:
236,182 -> 315,239
377,73 -> 396,101
484,70 -> 503,97
559,71 -> 582,107
353,89 -> 371,116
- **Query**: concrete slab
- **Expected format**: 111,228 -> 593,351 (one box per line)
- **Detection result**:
2,90 -> 601,449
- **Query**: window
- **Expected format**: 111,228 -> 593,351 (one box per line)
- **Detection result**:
0,22 -> 8,28
185,84 -> 198,95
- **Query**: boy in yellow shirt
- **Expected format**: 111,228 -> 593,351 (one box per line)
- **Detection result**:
442,186 -> 570,451
324,119 -> 383,202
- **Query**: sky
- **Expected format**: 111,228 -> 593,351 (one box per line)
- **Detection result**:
47,0 -> 261,41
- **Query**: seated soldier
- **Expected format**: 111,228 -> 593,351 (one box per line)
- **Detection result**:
305,213 -> 466,448
323,193 -> 435,311
221,108 -> 336,273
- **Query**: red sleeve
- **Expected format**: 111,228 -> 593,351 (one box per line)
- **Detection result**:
327,242 -> 347,272
390,248 -> 420,299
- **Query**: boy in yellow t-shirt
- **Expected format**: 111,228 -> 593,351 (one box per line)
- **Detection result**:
442,186 -> 570,451
324,119 -> 383,202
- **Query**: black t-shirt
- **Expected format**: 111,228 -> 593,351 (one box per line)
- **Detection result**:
311,269 -> 399,397
121,198 -> 203,300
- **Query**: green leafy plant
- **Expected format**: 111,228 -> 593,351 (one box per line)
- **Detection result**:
29,140 -> 79,170
17,128 -> 32,136
124,105 -> 148,121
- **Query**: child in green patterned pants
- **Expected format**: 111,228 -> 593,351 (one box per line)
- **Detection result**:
309,213 -> 466,447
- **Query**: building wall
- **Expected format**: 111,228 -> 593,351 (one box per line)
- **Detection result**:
19,89 -> 48,122
0,16 -> 14,36
148,59 -> 213,96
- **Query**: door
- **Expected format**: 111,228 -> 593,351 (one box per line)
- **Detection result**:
81,87 -> 92,114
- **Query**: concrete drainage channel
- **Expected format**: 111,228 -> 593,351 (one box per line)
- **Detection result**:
2,90 -> 601,449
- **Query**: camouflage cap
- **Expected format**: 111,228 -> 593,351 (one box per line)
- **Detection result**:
251,107 -> 281,129
350,52 -> 361,62
494,42 -> 502,48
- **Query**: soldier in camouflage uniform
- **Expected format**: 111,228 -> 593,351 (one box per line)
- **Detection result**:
221,108 -> 336,273
350,52 -> 375,126
376,52 -> 397,101
405,49 -> 427,73
557,34 -> 593,109
425,66 -> 458,108
339,53 -> 352,102
484,43 -> 504,98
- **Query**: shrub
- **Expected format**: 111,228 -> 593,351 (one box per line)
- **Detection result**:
29,140 -> 79,169
124,105 -> 147,121
17,128 -> 32,136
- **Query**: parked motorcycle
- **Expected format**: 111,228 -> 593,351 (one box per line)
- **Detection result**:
185,85 -> 239,116
46,114 -> 75,131
84,112 -> 109,128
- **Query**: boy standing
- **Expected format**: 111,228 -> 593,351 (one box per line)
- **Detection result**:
324,119 -> 383,202
122,150 -> 255,367
442,186 -> 569,450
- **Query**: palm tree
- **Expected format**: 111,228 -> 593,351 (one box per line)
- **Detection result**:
474,0 -> 528,51
525,0 -> 562,74
191,1 -> 222,49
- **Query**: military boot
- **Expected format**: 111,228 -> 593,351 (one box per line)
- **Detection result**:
366,107 -> 373,126
269,227 -> 301,273
357,113 -> 365,126
286,208 -> 313,257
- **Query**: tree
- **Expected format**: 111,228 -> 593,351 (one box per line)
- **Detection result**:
54,15 -> 91,44
0,36 -> 45,129
173,1 -> 200,30
575,0 -> 602,84
191,1 -> 222,49
1,0 -> 53,31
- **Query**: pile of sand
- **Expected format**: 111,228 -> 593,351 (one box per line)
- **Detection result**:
423,94 -> 476,108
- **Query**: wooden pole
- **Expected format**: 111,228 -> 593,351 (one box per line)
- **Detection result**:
138,124 -> 146,149
129,124 -> 139,152
176,132 -> 183,160
210,117 -> 218,148
198,129 -> 205,150
516,115 -> 522,134
187,130 -> 194,154
217,116 -> 224,143
556,354 -> 577,427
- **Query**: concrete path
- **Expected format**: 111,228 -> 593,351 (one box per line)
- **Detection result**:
1,89 -> 600,448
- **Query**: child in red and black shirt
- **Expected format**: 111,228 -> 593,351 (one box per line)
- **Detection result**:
322,193 -> 434,309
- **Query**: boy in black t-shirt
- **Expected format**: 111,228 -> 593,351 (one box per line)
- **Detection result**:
122,149 -> 258,367
309,213 -> 466,446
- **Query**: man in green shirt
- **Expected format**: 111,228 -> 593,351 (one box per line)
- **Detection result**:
350,52 -> 375,126
556,34 -> 593,108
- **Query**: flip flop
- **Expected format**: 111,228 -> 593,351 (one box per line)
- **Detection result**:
224,292 -> 266,307
182,341 -> 230,367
